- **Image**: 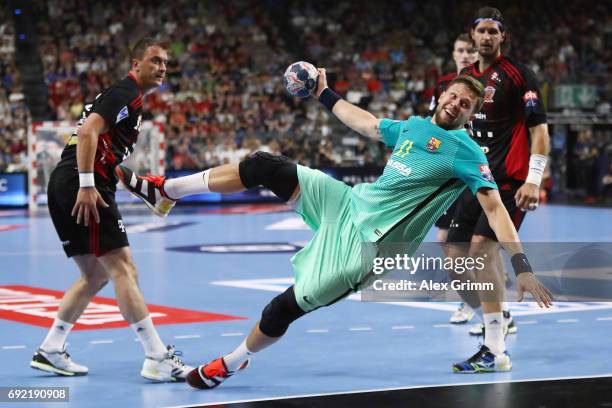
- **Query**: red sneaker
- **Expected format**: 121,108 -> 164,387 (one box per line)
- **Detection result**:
115,165 -> 176,217
186,357 -> 250,389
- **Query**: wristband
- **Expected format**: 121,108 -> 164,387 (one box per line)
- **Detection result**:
318,88 -> 342,111
525,154 -> 547,187
511,253 -> 533,276
79,172 -> 95,188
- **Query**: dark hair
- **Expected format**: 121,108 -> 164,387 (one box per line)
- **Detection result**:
129,37 -> 166,62
472,7 -> 505,31
455,33 -> 473,45
447,76 -> 485,113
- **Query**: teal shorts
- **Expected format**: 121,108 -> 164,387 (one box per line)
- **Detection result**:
291,165 -> 373,312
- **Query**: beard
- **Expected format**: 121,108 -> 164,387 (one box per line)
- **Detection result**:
433,103 -> 463,130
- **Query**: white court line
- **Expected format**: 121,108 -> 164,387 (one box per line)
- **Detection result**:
2,345 -> 26,350
162,373 -> 612,408
174,335 -> 201,339
596,317 -> 612,321
306,329 -> 329,333
349,327 -> 372,332
221,332 -> 243,337
391,325 -> 414,330
557,319 -> 579,323
90,340 -> 114,344
518,320 -> 538,324
433,324 -> 454,328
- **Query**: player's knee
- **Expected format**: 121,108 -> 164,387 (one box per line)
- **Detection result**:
258,286 -> 306,337
108,260 -> 138,285
238,151 -> 298,202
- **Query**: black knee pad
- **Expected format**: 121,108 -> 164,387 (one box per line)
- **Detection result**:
258,286 -> 306,337
238,151 -> 298,202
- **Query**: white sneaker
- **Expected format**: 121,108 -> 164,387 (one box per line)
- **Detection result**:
141,345 -> 193,382
449,303 -> 475,324
30,348 -> 88,376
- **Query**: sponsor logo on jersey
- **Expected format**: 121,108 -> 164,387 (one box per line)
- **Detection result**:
387,159 -> 412,177
474,112 -> 487,120
0,285 -> 244,329
426,137 -> 442,152
483,86 -> 496,103
523,90 -> 539,107
116,105 -> 129,123
479,164 -> 495,183
490,72 -> 501,83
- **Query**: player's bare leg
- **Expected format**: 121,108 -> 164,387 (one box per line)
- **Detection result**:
98,247 -> 192,381
453,236 -> 512,373
31,255 -> 108,376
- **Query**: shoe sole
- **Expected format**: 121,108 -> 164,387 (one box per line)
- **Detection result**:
141,369 -> 185,382
30,360 -> 87,376
115,170 -> 168,218
453,361 -> 512,373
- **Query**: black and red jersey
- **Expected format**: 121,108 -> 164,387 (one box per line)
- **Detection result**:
57,73 -> 143,191
460,55 -> 547,184
429,72 -> 457,111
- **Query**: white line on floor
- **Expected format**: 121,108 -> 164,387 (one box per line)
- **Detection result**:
2,345 -> 26,350
596,317 -> 612,321
391,325 -> 415,330
174,335 -> 201,339
557,319 -> 579,323
349,327 -> 372,331
221,332 -> 244,337
518,320 -> 538,324
306,329 -> 329,333
90,340 -> 114,345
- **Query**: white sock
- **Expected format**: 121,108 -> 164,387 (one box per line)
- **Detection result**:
462,303 -> 474,313
502,302 -> 510,313
163,170 -> 210,199
40,318 -> 73,352
223,339 -> 254,371
483,312 -> 505,355
131,316 -> 167,359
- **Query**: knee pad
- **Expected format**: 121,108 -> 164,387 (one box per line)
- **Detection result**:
259,286 -> 306,337
238,151 -> 298,202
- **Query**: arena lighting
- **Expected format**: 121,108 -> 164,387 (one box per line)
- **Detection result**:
14,8 -> 22,15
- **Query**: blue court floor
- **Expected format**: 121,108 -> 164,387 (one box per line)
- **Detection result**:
0,203 -> 611,407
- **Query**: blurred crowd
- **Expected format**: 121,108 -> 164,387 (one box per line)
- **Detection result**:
1,0 -> 611,200
0,6 -> 29,173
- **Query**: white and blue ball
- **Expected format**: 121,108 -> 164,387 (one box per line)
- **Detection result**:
283,61 -> 318,98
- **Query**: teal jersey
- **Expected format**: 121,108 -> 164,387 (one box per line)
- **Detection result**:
350,116 -> 498,243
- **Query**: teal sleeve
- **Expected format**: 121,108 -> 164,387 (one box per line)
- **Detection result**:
379,118 -> 402,147
453,141 -> 498,195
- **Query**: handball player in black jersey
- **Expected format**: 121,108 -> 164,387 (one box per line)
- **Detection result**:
30,38 -> 192,381
449,7 -> 551,373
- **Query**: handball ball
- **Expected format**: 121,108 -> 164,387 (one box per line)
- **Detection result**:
283,61 -> 319,98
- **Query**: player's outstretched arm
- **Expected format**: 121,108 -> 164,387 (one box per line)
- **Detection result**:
314,68 -> 382,141
476,188 -> 553,308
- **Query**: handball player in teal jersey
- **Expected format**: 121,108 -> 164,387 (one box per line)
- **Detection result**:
116,68 -> 552,387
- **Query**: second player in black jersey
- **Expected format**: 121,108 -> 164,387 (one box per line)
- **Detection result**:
448,7 -> 551,374
35,38 -> 193,382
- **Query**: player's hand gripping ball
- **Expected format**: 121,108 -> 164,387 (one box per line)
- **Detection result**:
283,61 -> 319,98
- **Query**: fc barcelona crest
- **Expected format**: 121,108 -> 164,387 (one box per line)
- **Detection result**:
484,86 -> 496,103
426,137 -> 442,152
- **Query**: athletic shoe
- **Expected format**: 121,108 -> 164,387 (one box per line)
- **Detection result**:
187,357 -> 250,389
115,165 -> 176,217
141,345 -> 193,382
30,348 -> 88,376
469,311 -> 517,336
449,302 -> 475,324
452,345 -> 512,373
